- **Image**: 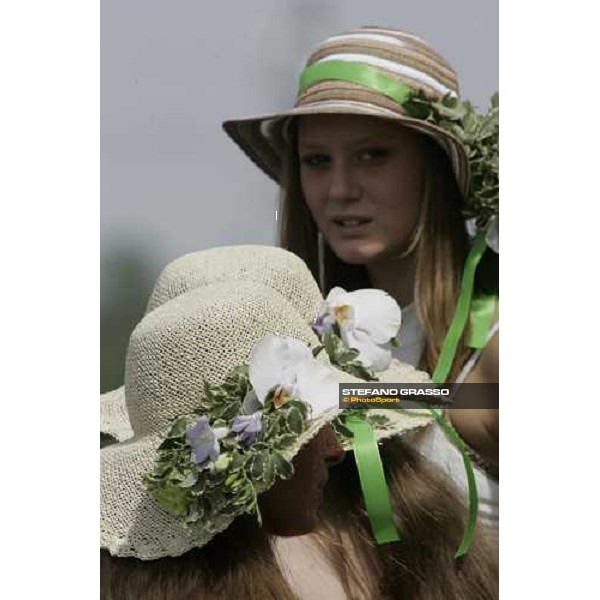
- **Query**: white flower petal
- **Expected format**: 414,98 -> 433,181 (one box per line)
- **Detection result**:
465,218 -> 478,239
345,289 -> 402,344
486,216 -> 499,253
325,287 -> 349,305
249,335 -> 312,403
293,360 -> 340,417
346,329 -> 392,371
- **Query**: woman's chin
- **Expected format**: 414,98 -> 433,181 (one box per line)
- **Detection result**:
330,242 -> 385,265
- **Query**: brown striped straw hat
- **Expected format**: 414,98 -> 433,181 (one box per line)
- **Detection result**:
223,26 -> 469,195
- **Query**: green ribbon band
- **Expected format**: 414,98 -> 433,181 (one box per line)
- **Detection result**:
428,408 -> 479,558
432,230 -> 488,384
344,414 -> 401,544
468,293 -> 497,349
298,60 -> 412,106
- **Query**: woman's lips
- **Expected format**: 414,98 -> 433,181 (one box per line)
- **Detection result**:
330,216 -> 373,235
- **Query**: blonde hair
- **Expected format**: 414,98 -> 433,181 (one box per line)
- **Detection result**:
279,119 -> 471,379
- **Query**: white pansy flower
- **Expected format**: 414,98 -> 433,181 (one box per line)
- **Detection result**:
249,335 -> 339,417
316,287 -> 402,372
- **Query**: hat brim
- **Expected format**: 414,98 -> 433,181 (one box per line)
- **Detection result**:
101,405 -> 342,559
100,386 -> 133,443
222,103 -> 469,197
100,359 -> 434,559
100,357 -> 435,448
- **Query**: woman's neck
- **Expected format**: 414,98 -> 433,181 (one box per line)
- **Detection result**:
366,253 -> 416,307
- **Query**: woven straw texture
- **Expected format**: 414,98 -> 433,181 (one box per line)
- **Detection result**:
145,245 -> 323,321
101,246 -> 325,442
222,25 -> 468,195
101,280 -> 362,559
101,278 -> 434,559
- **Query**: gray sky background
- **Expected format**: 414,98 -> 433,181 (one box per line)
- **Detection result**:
101,0 -> 498,287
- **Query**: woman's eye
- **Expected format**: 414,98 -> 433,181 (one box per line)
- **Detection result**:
358,148 -> 390,162
300,154 -> 330,168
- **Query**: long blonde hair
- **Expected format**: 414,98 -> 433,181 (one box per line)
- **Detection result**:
279,120 -> 470,379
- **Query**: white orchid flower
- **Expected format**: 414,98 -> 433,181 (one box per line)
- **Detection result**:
249,335 -> 339,417
316,287 -> 402,372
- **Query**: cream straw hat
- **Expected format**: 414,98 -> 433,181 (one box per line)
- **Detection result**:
222,25 -> 469,195
100,279 -> 433,559
100,245 -> 431,443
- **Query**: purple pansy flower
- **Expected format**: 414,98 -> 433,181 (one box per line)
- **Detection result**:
231,411 -> 263,446
186,416 -> 224,468
311,310 -> 336,336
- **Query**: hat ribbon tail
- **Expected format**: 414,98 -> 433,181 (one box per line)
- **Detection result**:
344,413 -> 401,544
432,229 -> 488,384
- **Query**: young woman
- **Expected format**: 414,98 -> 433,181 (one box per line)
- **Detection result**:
223,26 -> 499,509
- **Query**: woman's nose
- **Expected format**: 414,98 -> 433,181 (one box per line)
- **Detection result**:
321,426 -> 346,467
327,162 -> 361,203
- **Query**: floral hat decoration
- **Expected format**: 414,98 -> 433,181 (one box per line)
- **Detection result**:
101,245 -> 328,444
101,246 -> 479,559
223,25 -> 499,384
100,277 -> 436,560
100,245 -> 430,444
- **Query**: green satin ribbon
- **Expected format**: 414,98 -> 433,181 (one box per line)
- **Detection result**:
345,410 -> 478,557
432,230 -> 488,384
344,414 -> 401,544
298,60 -> 412,106
428,408 -> 479,558
468,293 -> 497,349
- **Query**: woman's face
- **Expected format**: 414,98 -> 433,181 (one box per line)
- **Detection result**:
258,425 -> 345,536
297,114 -> 427,265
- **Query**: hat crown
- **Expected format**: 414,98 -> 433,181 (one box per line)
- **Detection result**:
298,25 -> 459,106
125,280 -> 321,437
144,245 -> 324,323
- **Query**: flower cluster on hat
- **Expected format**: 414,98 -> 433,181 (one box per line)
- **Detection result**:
144,333 -> 340,530
403,91 -> 499,225
250,335 -> 340,415
186,416 -> 228,468
312,287 -> 402,373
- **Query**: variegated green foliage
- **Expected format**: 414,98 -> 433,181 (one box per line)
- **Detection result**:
313,326 -> 378,382
331,409 -> 393,444
403,91 -> 499,225
143,366 -> 308,532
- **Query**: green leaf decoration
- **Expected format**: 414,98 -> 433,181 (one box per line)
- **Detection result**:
250,451 -> 267,480
167,416 -> 190,439
272,451 -> 294,479
273,433 -> 298,450
367,413 -> 392,429
144,360 -> 312,535
263,454 -> 276,487
286,407 -> 304,435
320,331 -> 378,381
146,479 -> 193,517
403,90 -> 499,224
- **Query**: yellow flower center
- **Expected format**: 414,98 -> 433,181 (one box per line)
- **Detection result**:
334,304 -> 351,326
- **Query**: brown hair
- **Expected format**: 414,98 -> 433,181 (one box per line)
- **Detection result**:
279,119 -> 471,379
314,437 -> 499,599
100,514 -> 298,600
101,438 -> 498,600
